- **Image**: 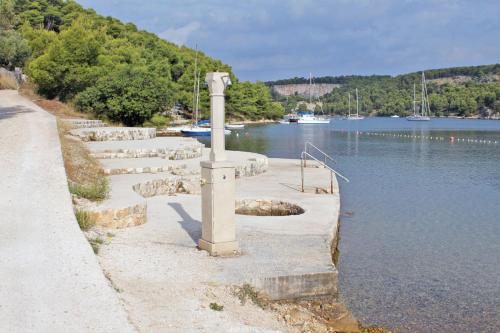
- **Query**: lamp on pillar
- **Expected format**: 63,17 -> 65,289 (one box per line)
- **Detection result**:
198,72 -> 239,256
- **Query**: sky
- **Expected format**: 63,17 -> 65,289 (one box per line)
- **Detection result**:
78,0 -> 500,82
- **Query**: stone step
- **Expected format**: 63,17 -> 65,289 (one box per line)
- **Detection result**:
70,127 -> 156,141
62,118 -> 107,128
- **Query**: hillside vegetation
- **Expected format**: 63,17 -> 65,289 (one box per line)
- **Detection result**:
268,65 -> 500,117
0,0 -> 283,125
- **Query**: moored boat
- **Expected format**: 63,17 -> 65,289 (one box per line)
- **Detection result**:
407,72 -> 431,121
345,89 -> 365,120
297,112 -> 330,124
225,124 -> 245,129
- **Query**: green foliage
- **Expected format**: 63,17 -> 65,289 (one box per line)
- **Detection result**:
6,0 -> 281,123
74,65 -> 171,126
69,178 -> 108,201
234,283 -> 267,309
143,113 -> 170,128
209,303 -> 224,311
270,67 -> 500,117
0,30 -> 31,69
0,0 -> 17,30
88,237 -> 103,254
75,210 -> 95,231
0,0 -> 30,70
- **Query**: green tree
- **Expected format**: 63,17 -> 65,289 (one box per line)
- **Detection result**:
0,30 -> 30,69
74,65 -> 172,126
0,0 -> 17,30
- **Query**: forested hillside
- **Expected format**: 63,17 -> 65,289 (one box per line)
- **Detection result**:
268,65 -> 500,117
0,0 -> 283,125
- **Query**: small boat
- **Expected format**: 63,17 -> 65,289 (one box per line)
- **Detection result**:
346,89 -> 364,120
407,72 -> 431,121
181,127 -> 231,136
297,112 -> 330,124
278,120 -> 290,124
181,127 -> 211,136
196,120 -> 210,128
225,124 -> 245,129
279,113 -> 299,124
390,115 -> 400,118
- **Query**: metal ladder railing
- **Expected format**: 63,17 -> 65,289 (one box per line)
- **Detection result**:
303,142 -> 337,167
301,142 -> 349,193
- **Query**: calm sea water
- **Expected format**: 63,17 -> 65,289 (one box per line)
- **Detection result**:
200,118 -> 500,333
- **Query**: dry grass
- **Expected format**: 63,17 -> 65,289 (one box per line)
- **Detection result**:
58,120 -> 108,201
75,210 -> 96,230
19,83 -> 88,118
0,74 -> 17,90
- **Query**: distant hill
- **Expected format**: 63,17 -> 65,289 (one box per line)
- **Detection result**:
267,64 -> 500,117
1,0 -> 283,125
266,64 -> 500,86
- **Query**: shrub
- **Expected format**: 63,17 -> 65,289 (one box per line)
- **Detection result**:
209,303 -> 224,311
75,210 -> 95,231
69,179 -> 108,201
143,113 -> 170,128
74,66 -> 172,126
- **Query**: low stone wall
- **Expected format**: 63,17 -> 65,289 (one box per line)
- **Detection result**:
132,176 -> 201,197
62,119 -> 107,128
103,164 -> 186,176
85,204 -> 147,229
91,145 -> 203,160
235,157 -> 268,177
74,196 -> 147,229
70,127 -> 156,141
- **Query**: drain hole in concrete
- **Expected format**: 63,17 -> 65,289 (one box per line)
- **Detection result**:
235,200 -> 304,216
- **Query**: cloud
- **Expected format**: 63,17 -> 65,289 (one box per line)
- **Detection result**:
158,21 -> 201,46
78,0 -> 500,81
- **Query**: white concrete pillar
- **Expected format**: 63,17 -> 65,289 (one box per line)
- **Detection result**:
206,72 -> 229,162
199,72 -> 239,256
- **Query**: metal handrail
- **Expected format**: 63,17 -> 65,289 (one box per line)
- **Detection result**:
301,151 -> 349,182
304,142 -> 337,165
300,151 -> 349,194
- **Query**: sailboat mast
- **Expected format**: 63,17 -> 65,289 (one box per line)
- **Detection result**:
348,92 -> 351,117
192,45 -> 198,126
413,83 -> 416,116
421,72 -> 425,117
356,88 -> 359,117
309,73 -> 312,104
423,72 -> 429,116
195,69 -> 201,124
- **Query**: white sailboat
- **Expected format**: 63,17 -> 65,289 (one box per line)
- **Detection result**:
346,88 -> 364,120
407,72 -> 431,121
182,46 -> 230,136
297,73 -> 330,124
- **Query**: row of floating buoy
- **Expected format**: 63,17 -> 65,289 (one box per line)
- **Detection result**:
352,131 -> 499,145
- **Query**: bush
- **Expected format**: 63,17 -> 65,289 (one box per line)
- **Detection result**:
0,30 -> 31,69
75,210 -> 95,231
74,66 -> 172,126
143,113 -> 170,128
69,179 -> 108,201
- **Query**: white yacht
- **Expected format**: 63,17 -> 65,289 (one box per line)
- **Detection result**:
297,74 -> 330,124
407,72 -> 431,121
297,112 -> 330,124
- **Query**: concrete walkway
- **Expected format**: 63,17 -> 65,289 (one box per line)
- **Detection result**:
0,90 -> 134,332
